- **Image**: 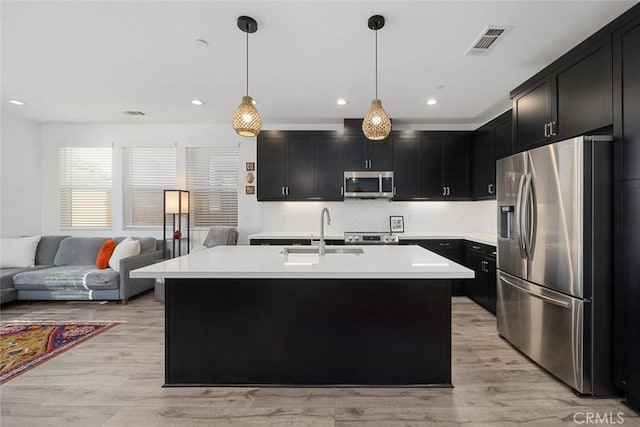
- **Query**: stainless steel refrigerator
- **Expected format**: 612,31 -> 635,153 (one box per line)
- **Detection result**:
496,135 -> 615,396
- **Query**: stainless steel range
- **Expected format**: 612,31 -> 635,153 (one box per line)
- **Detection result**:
344,232 -> 399,245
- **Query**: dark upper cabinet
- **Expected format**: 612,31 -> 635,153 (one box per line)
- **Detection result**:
343,135 -> 392,171
391,132 -> 420,199
392,131 -> 470,200
316,133 -> 344,200
419,133 -> 445,198
443,133 -> 471,199
472,109 -> 512,199
494,112 -> 513,160
257,133 -> 287,200
343,119 -> 392,170
614,17 -> 640,181
472,128 -> 495,199
512,78 -> 553,151
257,131 -> 343,201
512,37 -> 613,153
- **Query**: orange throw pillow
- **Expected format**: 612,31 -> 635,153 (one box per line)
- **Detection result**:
96,239 -> 117,269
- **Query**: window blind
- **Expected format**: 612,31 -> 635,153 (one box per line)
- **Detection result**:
59,146 -> 113,229
123,146 -> 176,229
186,147 -> 239,227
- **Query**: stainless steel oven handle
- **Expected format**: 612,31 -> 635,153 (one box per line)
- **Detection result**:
515,174 -> 527,259
500,276 -> 571,309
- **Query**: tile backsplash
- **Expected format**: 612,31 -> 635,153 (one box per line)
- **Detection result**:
258,200 -> 497,235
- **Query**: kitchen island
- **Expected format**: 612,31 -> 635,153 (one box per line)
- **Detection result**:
131,245 -> 474,387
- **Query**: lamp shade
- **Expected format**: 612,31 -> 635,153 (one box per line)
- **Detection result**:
232,96 -> 262,137
164,190 -> 189,214
362,99 -> 391,140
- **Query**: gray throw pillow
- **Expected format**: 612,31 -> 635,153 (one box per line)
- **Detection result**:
35,235 -> 71,265
53,237 -> 107,266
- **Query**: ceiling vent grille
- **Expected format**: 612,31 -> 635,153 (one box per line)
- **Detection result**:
122,110 -> 146,116
464,26 -> 511,56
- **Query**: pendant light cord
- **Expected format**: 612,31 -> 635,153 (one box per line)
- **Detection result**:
375,28 -> 378,100
246,29 -> 249,96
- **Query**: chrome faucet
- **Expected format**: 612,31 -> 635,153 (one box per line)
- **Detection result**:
319,207 -> 331,255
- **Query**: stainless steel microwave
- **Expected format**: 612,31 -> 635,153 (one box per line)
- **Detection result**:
343,171 -> 394,199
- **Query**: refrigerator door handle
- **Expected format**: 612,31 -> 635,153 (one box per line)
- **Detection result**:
515,174 -> 527,259
522,173 -> 533,260
499,276 -> 571,309
526,173 -> 537,260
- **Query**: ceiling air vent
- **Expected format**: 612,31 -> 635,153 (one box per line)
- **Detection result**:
122,110 -> 146,116
464,26 -> 511,56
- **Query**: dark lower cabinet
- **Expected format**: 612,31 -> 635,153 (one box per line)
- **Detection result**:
463,241 -> 497,314
614,180 -> 640,411
401,239 -> 465,296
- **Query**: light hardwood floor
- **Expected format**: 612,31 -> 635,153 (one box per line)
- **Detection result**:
1,293 -> 638,426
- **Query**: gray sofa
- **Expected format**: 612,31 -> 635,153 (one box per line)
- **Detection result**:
0,236 -> 164,305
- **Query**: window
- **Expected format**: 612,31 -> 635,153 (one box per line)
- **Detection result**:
59,146 -> 112,229
123,146 -> 176,229
186,146 -> 238,227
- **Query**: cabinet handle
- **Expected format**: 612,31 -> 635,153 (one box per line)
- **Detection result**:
488,184 -> 494,194
446,187 -> 451,196
393,186 -> 397,196
340,186 -> 344,196
281,186 -> 285,195
550,121 -> 558,136
472,245 -> 481,250
286,186 -> 289,195
544,123 -> 549,138
369,160 -> 372,169
442,186 -> 446,196
365,160 -> 368,169
439,243 -> 450,247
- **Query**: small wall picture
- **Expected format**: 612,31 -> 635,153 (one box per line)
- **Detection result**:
245,185 -> 255,195
390,216 -> 405,233
246,162 -> 255,171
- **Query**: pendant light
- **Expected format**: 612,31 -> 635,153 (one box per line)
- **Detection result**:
232,16 -> 262,137
362,15 -> 391,141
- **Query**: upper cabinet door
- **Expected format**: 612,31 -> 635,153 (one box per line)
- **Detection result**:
343,136 -> 369,171
392,132 -> 420,200
472,129 -> 495,199
614,18 -> 640,181
419,132 -> 445,198
257,133 -> 287,201
513,78 -> 554,152
368,136 -> 393,170
316,133 -> 344,200
555,38 -> 612,141
443,132 -> 471,199
287,132 -> 318,200
494,112 -> 513,160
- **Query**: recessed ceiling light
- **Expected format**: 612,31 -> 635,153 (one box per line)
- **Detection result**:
9,99 -> 25,106
191,99 -> 204,106
426,98 -> 438,106
336,98 -> 348,106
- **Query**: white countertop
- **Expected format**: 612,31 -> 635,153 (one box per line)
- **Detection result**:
131,245 -> 475,280
248,232 -> 497,246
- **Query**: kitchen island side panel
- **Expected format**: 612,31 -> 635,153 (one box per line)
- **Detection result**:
165,278 -> 451,386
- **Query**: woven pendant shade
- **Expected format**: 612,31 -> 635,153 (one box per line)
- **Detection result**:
362,99 -> 391,140
232,96 -> 262,137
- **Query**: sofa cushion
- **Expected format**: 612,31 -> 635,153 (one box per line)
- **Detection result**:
109,238 -> 140,272
1,266 -> 53,290
96,239 -> 117,269
36,235 -> 71,265
13,266 -> 119,291
54,237 -> 107,266
114,237 -> 156,254
0,235 -> 41,268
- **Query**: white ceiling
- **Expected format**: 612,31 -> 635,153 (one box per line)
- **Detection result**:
1,1 -> 636,127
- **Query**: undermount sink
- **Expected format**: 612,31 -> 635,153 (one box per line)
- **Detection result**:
282,247 -> 364,255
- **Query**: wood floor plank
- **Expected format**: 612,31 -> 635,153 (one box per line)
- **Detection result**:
1,293 -> 639,426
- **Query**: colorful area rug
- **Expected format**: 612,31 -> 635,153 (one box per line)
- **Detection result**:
0,321 -> 119,384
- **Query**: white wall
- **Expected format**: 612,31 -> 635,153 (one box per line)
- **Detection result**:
1,112 -> 41,237
38,122 -> 496,245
